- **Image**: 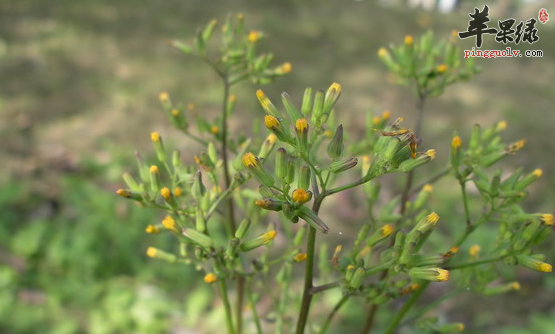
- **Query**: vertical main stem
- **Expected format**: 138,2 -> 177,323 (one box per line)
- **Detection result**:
220,280 -> 237,334
220,78 -> 242,333
295,195 -> 324,334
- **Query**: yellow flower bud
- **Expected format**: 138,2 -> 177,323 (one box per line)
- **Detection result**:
204,273 -> 217,283
423,184 -> 433,193
541,214 -> 554,226
404,35 -> 414,45
381,110 -> 390,120
248,31 -> 259,43
295,118 -> 308,133
262,230 -> 277,243
145,225 -> 160,234
425,149 -> 436,160
435,269 -> 450,281
280,62 -> 292,73
381,224 -> 394,237
294,253 -> 308,262
149,165 -> 159,174
533,168 -> 543,178
174,187 -> 183,197
452,135 -> 462,149
116,189 -> 131,198
159,92 -> 169,102
496,120 -> 507,131
151,131 -> 160,143
211,125 -> 220,134
147,247 -> 158,258
437,64 -> 448,74
161,187 -> 171,200
292,188 -> 311,204
377,47 -> 388,58
511,282 -> 521,291
242,152 -> 258,169
469,244 -> 481,257
162,215 -> 178,233
264,115 -> 280,129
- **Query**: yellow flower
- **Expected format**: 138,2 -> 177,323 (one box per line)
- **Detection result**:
171,109 -> 179,116
204,273 -> 217,283
147,247 -> 158,258
451,135 -> 462,149
145,225 -> 160,234
380,224 -> 394,237
264,115 -> 280,129
187,103 -> 195,110
159,92 -> 169,102
423,184 -> 433,193
151,131 -> 160,142
160,187 -> 171,200
162,215 -> 178,232
381,110 -> 390,120
149,165 -> 159,174
328,82 -> 342,95
404,35 -> 414,45
242,152 -> 258,169
292,188 -> 310,203
262,230 -> 277,243
377,47 -> 388,58
248,31 -> 259,43
211,125 -> 220,134
469,244 -> 481,257
294,253 -> 308,262
510,282 -> 521,291
116,189 -> 131,198
280,62 -> 292,73
496,120 -> 507,131
426,212 -> 440,224
295,118 -> 308,133
174,187 -> 183,197
437,64 -> 448,74
538,263 -> 552,273
425,149 -> 436,160
435,269 -> 450,281
372,116 -> 380,125
533,168 -> 543,178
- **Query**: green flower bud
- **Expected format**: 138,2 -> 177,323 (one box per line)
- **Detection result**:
258,185 -> 275,198
235,218 -> 251,239
515,253 -> 552,273
483,281 -> 521,296
298,164 -> 311,190
514,169 -> 543,191
436,323 -> 465,333
240,230 -> 277,252
146,247 -> 176,263
182,228 -> 214,249
258,133 -> 277,160
195,208 -> 206,233
323,82 -> 341,118
301,87 -> 313,116
281,92 -> 303,120
191,171 -> 206,200
450,135 -> 462,170
295,118 -> 309,154
172,150 -> 181,167
367,224 -> 394,247
408,267 -> 449,282
207,142 -> 218,163
275,147 -> 288,180
311,90 -> 325,124
349,267 -> 365,289
255,198 -> 284,211
408,254 -> 445,267
201,19 -> 218,41
264,115 -> 292,143
286,160 -> 296,184
242,152 -> 275,187
330,157 -> 358,173
327,124 -> 344,159
256,90 -> 281,118
122,172 -> 140,192
397,150 -> 436,172
469,124 -> 481,151
116,189 -> 142,201
149,165 -> 161,191
297,205 -> 329,234
150,131 -> 166,162
226,237 -> 240,259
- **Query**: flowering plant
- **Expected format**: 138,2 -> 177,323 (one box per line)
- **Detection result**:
116,17 -> 553,334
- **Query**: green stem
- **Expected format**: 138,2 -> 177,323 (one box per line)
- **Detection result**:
295,226 -> 317,334
325,177 -> 366,196
445,255 -> 506,270
219,279 -> 237,334
460,181 -> 472,226
383,281 -> 428,334
247,278 -> 264,334
318,295 -> 350,334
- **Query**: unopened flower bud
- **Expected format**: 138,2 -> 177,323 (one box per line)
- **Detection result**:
146,247 -> 176,262
330,157 -> 358,173
301,87 -> 313,116
327,124 -> 344,159
242,152 -> 274,187
255,198 -> 284,211
182,228 -> 214,249
295,118 -> 309,153
408,267 -> 449,282
298,164 -> 311,190
150,131 -> 166,162
204,273 -> 217,283
241,230 -> 277,252
514,168 -> 543,191
235,218 -> 251,239
515,254 -> 552,273
292,188 -> 312,204
256,90 -> 280,117
191,171 -> 206,200
259,133 -> 277,160
275,147 -> 288,180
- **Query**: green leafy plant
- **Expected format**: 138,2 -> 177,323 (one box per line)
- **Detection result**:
116,17 -> 553,334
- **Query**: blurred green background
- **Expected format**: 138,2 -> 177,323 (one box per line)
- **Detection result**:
1,0 -> 554,333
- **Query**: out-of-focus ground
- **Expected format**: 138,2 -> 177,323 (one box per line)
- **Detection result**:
1,0 -> 554,333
